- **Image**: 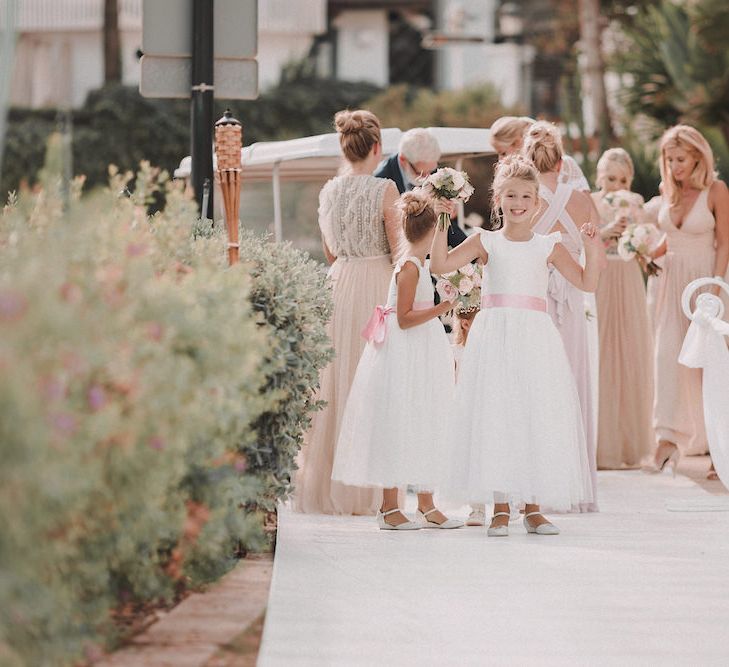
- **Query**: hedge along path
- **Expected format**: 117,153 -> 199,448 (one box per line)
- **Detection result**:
98,555 -> 273,667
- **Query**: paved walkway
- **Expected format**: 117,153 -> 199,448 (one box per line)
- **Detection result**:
258,458 -> 729,666
100,555 -> 272,667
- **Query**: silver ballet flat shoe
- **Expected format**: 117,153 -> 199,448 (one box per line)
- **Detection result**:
377,508 -> 421,531
466,507 -> 486,527
523,511 -> 560,535
416,508 -> 464,529
487,511 -> 510,537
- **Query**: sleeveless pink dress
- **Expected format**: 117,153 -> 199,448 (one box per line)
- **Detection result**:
533,182 -> 597,512
654,189 -> 715,455
592,192 -> 654,469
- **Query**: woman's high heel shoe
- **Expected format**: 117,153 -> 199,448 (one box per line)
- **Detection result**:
377,508 -> 421,531
642,446 -> 680,477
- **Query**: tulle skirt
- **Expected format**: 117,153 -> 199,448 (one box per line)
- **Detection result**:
332,314 -> 454,490
294,256 -> 392,515
443,307 -> 593,512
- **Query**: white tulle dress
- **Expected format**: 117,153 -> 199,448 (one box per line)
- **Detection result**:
332,256 -> 454,490
445,230 -> 593,511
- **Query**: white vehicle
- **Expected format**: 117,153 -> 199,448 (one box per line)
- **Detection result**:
175,126 -> 497,256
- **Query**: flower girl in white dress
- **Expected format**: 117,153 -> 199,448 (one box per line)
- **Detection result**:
430,156 -> 605,536
332,192 -> 463,531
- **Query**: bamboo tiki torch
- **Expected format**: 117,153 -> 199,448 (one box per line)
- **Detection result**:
214,109 -> 243,265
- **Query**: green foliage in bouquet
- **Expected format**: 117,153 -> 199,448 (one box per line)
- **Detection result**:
0,155 -> 332,664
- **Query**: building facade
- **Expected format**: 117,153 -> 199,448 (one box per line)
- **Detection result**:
9,0 -> 535,113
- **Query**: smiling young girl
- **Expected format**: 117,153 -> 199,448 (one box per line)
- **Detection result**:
431,155 -> 605,535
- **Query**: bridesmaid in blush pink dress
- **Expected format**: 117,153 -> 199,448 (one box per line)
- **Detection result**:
591,149 -> 654,469
523,121 -> 607,512
294,110 -> 402,514
645,125 -> 729,478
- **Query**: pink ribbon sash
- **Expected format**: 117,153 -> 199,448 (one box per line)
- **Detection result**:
362,305 -> 395,345
361,301 -> 433,345
481,293 -> 547,312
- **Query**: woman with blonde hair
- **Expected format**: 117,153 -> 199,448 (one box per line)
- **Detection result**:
591,148 -> 654,469
645,125 -> 729,477
295,109 -> 403,514
524,121 -> 607,511
490,115 -> 590,192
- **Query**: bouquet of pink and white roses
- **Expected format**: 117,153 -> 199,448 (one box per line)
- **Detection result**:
617,222 -> 662,276
422,167 -> 475,231
602,189 -> 644,224
435,262 -> 482,312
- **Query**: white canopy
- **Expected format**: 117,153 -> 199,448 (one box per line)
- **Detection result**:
174,126 -> 496,240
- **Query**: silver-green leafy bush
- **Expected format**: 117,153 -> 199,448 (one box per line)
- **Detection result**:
0,162 -> 332,665
238,231 -> 334,509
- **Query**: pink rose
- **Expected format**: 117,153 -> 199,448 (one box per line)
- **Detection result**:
436,279 -> 458,303
459,262 -> 475,277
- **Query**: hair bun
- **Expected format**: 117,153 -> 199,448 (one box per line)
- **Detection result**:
398,191 -> 430,217
527,124 -> 556,147
334,110 -> 365,135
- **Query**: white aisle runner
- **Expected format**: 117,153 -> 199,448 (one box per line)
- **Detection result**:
259,471 -> 729,666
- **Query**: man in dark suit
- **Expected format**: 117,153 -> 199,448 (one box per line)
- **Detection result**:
374,128 -> 467,248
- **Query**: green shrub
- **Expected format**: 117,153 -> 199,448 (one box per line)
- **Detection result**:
238,231 -> 334,509
1,65 -> 381,197
0,156 -> 332,664
364,82 -> 521,130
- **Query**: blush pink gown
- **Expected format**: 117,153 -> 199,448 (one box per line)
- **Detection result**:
653,189 -> 716,455
294,175 -> 398,514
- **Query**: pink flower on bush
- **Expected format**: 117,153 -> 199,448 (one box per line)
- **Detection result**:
126,242 -> 147,258
435,279 -> 458,303
87,385 -> 107,411
149,435 -> 166,451
59,282 -> 83,305
145,321 -> 164,341
0,290 -> 28,323
51,413 -> 77,437
40,376 -> 65,402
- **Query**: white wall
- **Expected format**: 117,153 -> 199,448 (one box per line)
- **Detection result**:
334,10 -> 389,87
434,0 -> 533,108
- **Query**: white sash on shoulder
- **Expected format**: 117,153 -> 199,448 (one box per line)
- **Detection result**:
535,182 -> 582,325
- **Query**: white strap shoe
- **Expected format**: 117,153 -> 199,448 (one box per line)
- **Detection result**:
377,508 -> 421,530
466,507 -> 486,526
523,511 -> 560,535
416,508 -> 464,529
487,511 -> 510,537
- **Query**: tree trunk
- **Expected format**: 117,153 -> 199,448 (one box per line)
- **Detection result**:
103,0 -> 122,84
578,0 -> 612,146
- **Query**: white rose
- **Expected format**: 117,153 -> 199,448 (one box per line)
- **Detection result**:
458,276 -> 474,295
452,171 -> 466,190
460,262 -> 475,276
617,240 -> 636,261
